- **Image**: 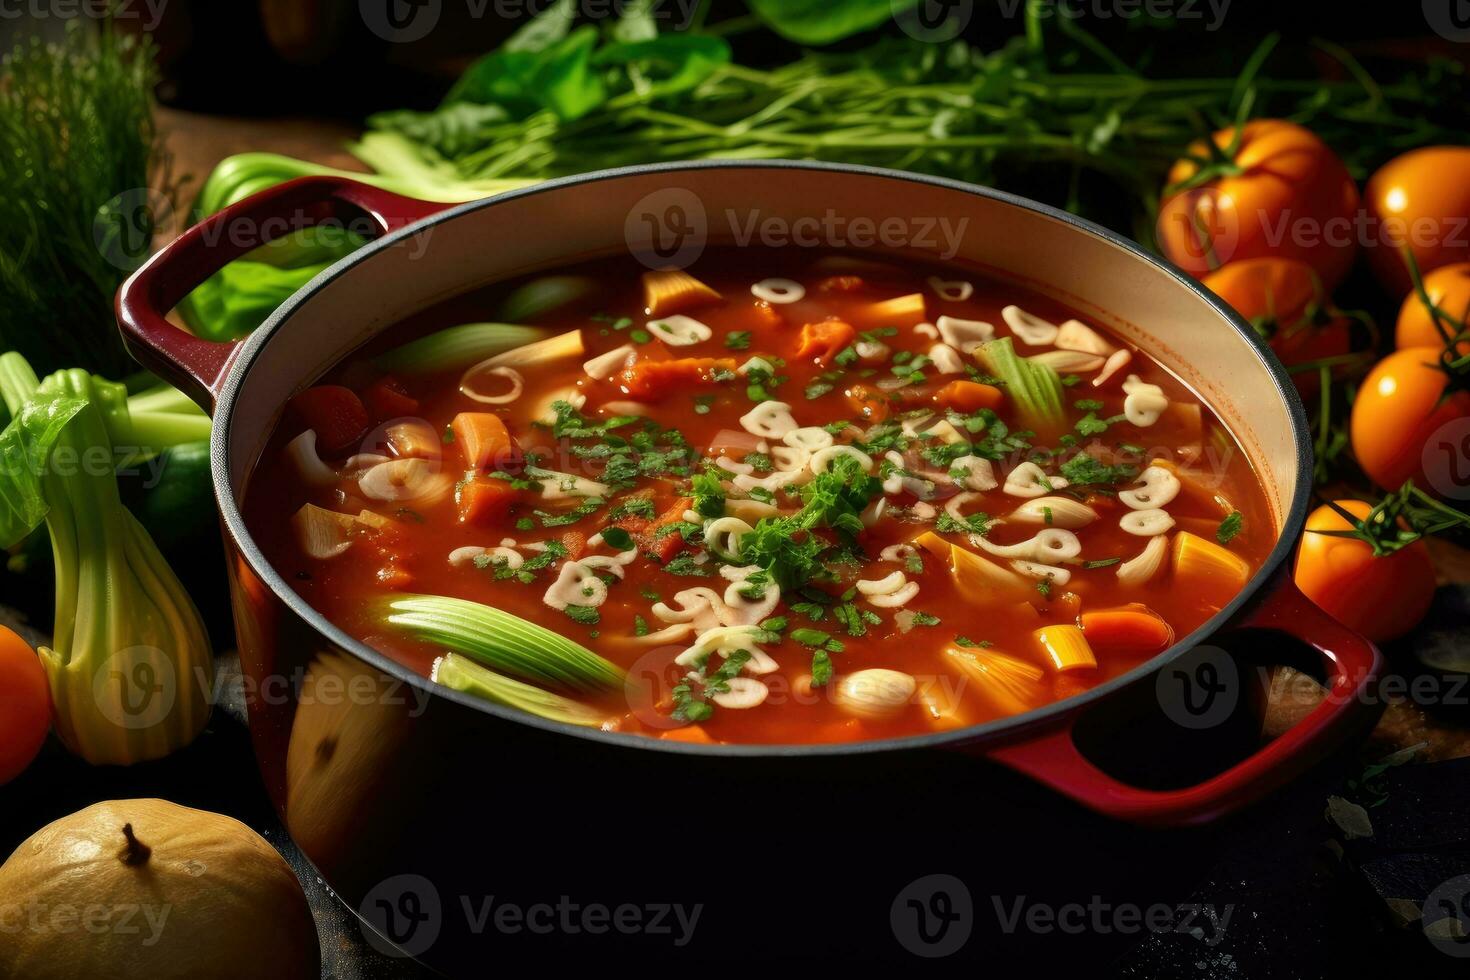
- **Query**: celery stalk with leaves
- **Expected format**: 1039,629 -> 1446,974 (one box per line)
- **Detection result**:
0,353 -> 213,766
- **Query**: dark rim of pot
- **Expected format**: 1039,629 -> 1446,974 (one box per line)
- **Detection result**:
211,159 -> 1313,758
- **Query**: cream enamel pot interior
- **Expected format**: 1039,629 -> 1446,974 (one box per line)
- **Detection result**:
116,163 -> 1381,965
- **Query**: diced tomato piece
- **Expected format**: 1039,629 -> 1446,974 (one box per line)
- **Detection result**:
456,476 -> 518,525
640,497 -> 692,564
933,380 -> 1003,413
290,385 -> 369,457
816,275 -> 865,293
845,383 -> 889,423
619,357 -> 735,401
794,319 -> 856,366
362,376 -> 419,422
451,412 -> 520,471
560,530 -> 589,560
751,300 -> 783,328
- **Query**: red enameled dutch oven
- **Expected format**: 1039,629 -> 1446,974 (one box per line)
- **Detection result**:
117,163 -> 1381,966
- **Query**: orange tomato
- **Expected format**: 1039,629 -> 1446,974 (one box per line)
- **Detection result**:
1294,500 -> 1435,643
1158,120 -> 1360,289
1365,147 -> 1470,297
0,626 -> 49,784
1349,347 -> 1470,492
1396,262 -> 1470,354
1201,257 -> 1352,397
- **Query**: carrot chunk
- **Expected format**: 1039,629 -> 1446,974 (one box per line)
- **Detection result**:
1079,604 -> 1174,654
641,497 -> 693,564
933,379 -> 1003,414
794,319 -> 856,366
660,725 -> 714,744
451,412 -> 519,471
456,475 -> 518,525
844,383 -> 889,423
619,357 -> 734,401
290,385 -> 369,457
362,376 -> 419,422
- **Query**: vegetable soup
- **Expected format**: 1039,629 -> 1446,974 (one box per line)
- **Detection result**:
244,250 -> 1274,744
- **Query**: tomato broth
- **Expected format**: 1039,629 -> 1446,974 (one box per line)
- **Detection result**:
244,249 -> 1273,745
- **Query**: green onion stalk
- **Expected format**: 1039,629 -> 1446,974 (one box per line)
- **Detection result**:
0,353 -> 213,765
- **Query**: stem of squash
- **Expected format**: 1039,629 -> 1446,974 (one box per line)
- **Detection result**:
118,823 -> 152,866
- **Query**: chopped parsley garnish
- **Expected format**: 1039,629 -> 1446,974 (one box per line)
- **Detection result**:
601,526 -> 634,551
1059,452 -> 1138,487
810,650 -> 834,687
661,553 -> 711,576
1217,511 -> 1244,545
953,636 -> 992,648
936,511 -> 990,536
1082,557 -> 1122,569
910,611 -> 941,626
534,496 -> 604,528
563,604 -> 600,625
609,497 -> 655,520
738,455 -> 884,589
633,614 -> 650,637
672,649 -> 752,722
724,330 -> 752,350
691,471 -> 727,518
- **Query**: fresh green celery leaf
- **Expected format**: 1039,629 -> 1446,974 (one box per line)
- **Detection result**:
592,35 -> 732,99
746,0 -> 920,45
0,397 -> 88,548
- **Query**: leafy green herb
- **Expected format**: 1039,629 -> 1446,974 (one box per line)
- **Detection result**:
563,604 -> 600,625
1059,453 -> 1138,487
1217,511 -> 1244,545
690,471 -> 726,518
725,331 -> 752,350
601,526 -> 634,551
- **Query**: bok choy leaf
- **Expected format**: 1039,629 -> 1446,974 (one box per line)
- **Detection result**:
377,593 -> 625,694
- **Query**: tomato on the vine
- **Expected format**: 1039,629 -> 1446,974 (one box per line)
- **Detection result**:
1396,262 -> 1470,355
1294,500 -> 1436,644
1365,146 -> 1470,297
1158,120 -> 1360,289
1350,347 -> 1470,493
1201,257 -> 1352,397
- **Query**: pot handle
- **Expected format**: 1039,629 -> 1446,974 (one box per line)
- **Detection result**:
987,580 -> 1381,827
116,176 -> 447,410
